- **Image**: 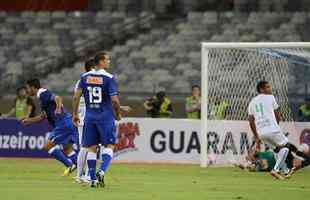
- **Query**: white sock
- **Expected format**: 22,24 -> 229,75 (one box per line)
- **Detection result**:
99,147 -> 114,176
273,147 -> 289,172
87,151 -> 97,181
77,148 -> 88,178
282,162 -> 290,174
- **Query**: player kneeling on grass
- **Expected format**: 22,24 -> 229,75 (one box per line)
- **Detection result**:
248,81 -> 292,180
22,79 -> 78,176
72,52 -> 121,188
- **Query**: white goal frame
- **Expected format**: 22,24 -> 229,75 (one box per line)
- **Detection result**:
200,42 -> 310,167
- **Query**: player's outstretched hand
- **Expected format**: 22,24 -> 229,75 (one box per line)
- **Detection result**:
21,118 -> 31,126
72,115 -> 80,127
120,106 -> 132,114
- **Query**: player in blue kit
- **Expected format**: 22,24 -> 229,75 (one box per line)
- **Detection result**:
22,78 -> 78,176
72,52 -> 121,188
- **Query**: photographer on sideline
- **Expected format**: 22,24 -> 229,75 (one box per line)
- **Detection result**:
143,91 -> 173,118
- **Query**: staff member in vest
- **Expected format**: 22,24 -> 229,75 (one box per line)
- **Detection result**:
186,85 -> 201,119
298,98 -> 310,121
210,96 -> 229,120
144,91 -> 173,118
1,86 -> 36,119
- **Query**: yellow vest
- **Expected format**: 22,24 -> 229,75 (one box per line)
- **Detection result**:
186,96 -> 201,119
159,97 -> 171,118
15,98 -> 28,119
211,100 -> 229,120
299,104 -> 310,117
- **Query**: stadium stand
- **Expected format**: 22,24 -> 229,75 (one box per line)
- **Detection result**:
41,11 -> 310,96
1,1 -> 310,118
0,11 -> 154,92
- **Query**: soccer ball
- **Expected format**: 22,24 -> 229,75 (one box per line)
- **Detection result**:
207,154 -> 216,165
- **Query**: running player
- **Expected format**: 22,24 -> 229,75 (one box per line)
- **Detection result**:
22,78 -> 78,176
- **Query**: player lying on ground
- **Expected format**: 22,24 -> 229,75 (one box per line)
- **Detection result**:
292,144 -> 310,170
74,58 -> 131,184
274,141 -> 310,176
22,79 -> 78,176
248,81 -> 292,180
235,147 -> 275,172
72,52 -> 122,188
235,144 -> 310,172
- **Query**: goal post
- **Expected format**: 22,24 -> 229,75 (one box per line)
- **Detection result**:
200,42 -> 310,168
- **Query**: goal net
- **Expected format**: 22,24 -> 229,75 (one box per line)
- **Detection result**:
200,42 -> 310,167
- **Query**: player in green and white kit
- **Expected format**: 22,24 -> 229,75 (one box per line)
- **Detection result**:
75,59 -> 96,183
248,81 -> 290,179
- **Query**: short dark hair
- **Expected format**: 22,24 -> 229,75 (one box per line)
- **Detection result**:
26,78 -> 41,89
16,86 -> 26,94
94,52 -> 108,65
192,85 -> 200,90
84,59 -> 96,72
256,81 -> 269,93
156,91 -> 166,99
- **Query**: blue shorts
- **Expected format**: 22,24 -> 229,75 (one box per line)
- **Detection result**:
48,119 -> 78,146
82,121 -> 116,147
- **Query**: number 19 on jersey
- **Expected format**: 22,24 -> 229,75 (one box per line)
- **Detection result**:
87,86 -> 102,103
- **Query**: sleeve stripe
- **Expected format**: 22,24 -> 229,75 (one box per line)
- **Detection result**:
109,92 -> 118,96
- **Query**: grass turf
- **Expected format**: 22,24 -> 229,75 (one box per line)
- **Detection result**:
0,158 -> 309,200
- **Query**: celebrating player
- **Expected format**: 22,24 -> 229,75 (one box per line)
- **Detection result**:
248,81 -> 290,180
72,52 -> 121,188
22,78 -> 78,176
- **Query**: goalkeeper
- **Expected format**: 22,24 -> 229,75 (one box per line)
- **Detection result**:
235,145 -> 310,172
235,147 -> 275,172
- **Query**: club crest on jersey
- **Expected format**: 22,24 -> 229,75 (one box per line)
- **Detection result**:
86,76 -> 103,84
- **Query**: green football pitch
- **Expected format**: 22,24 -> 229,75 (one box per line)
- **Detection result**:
0,158 -> 309,200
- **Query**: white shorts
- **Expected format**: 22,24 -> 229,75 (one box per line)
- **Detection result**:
260,131 -> 288,147
78,124 -> 84,146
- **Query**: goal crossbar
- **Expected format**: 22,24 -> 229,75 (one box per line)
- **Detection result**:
202,42 -> 310,49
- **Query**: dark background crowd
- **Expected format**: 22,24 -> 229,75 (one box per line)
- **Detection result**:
0,0 -> 310,120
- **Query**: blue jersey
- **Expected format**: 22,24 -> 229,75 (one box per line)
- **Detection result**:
78,69 -> 118,123
37,88 -> 71,127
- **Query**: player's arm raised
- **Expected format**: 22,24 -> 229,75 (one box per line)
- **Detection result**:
72,88 -> 82,126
